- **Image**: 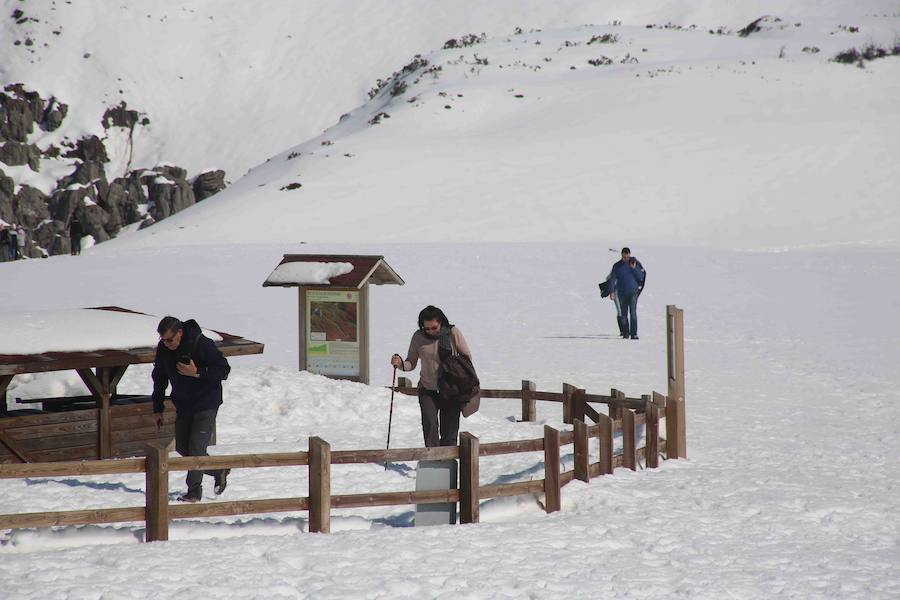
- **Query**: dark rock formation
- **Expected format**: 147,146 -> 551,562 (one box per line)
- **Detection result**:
63,135 -> 109,162
102,101 -> 139,129
192,169 -> 226,201
147,172 -> 195,221
12,185 -> 49,229
0,141 -> 42,171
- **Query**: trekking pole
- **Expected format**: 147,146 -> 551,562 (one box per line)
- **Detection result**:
384,365 -> 397,470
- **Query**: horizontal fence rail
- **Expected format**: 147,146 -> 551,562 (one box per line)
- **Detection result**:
0,382 -> 685,542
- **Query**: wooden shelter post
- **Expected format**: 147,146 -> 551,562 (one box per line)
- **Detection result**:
666,305 -> 686,458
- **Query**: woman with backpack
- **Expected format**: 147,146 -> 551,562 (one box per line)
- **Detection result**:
390,305 -> 478,447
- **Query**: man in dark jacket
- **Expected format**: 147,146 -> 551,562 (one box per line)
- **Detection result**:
608,247 -> 646,340
152,316 -> 231,502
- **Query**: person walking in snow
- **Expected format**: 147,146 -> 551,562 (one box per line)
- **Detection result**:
18,225 -> 25,258
8,225 -> 17,260
69,215 -> 83,255
390,306 -> 476,447
608,247 -> 646,339
0,226 -> 9,262
152,316 -> 231,502
15,225 -> 25,259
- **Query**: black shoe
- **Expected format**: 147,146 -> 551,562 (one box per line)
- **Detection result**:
631,335 -> 639,340
177,491 -> 202,503
214,469 -> 230,495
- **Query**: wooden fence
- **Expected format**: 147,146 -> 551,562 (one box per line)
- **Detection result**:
0,381 -> 686,542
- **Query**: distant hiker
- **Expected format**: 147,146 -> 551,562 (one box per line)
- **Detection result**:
391,305 -> 478,447
8,226 -> 17,260
16,225 -> 25,259
0,226 -> 8,262
152,316 -> 231,502
69,215 -> 83,255
608,247 -> 646,340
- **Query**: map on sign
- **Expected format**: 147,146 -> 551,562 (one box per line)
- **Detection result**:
306,290 -> 360,377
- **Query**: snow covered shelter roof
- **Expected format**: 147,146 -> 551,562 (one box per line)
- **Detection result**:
262,255 -> 405,289
0,307 -> 264,376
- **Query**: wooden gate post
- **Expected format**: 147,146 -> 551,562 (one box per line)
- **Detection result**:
598,414 -> 613,475
521,380 -> 536,422
145,443 -> 169,542
573,419 -> 590,483
645,401 -> 660,469
543,425 -> 561,512
622,409 -> 636,471
562,383 -> 576,425
666,305 -> 686,458
459,432 -> 480,524
609,388 -> 622,421
309,436 -> 331,533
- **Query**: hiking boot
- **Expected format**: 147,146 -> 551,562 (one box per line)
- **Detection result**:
177,491 -> 201,503
631,335 -> 639,340
214,469 -> 230,495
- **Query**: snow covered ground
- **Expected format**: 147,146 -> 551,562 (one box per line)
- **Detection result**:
1,0 -> 899,598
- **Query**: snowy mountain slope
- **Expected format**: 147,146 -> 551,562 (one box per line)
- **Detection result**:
99,9 -> 900,251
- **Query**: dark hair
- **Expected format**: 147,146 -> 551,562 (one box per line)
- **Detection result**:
417,305 -> 451,329
621,247 -> 631,254
157,316 -> 183,336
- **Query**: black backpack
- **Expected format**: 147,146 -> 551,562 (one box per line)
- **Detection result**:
437,329 -> 480,416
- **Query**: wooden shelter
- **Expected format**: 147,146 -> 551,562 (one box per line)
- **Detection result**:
262,254 -> 404,384
0,307 -> 263,463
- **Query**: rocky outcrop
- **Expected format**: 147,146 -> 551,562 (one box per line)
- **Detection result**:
0,85 -> 228,257
192,169 -> 226,201
0,141 -> 41,170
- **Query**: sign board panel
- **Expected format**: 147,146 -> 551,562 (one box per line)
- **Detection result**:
305,289 -> 360,377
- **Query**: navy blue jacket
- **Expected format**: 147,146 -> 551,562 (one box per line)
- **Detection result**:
152,319 -> 230,416
609,259 -> 646,296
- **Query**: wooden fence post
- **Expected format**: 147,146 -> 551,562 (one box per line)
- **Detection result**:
665,394 -> 681,460
309,436 -> 331,533
145,443 -> 168,542
598,414 -> 613,475
645,400 -> 660,469
666,305 -> 686,459
675,397 -> 687,459
609,388 -> 622,421
562,383 -> 576,425
459,432 -> 480,524
543,426 -> 561,512
574,419 -> 589,483
521,380 -> 536,422
622,409 -> 636,471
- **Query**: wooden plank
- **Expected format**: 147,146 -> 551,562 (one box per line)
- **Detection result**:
477,389 -> 523,399
574,419 -> 590,483
479,438 -> 543,456
675,397 -> 687,460
4,418 -> 98,440
169,497 -> 310,519
623,409 -> 636,470
665,393 -> 679,459
308,436 -> 330,533
646,402 -> 660,469
0,430 -> 30,462
521,380 -> 536,422
652,390 -> 666,409
26,444 -> 99,463
17,431 -> 98,452
111,424 -> 176,444
168,452 -> 309,471
598,413 -> 613,475
558,430 -> 575,446
560,470 -> 575,486
562,383 -> 576,425
331,489 -> 459,509
572,388 -> 586,424
582,401 -> 601,424
588,462 -> 602,478
533,391 -> 563,402
331,446 -> 458,464
543,425 -> 561,513
0,407 -> 99,429
480,479 -> 545,499
0,506 -> 145,529
145,443 -> 168,542
0,374 -> 15,416
111,412 -> 176,432
459,432 -> 479,524
0,456 -> 145,478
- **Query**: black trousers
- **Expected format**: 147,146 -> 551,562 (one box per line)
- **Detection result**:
418,388 -> 461,447
175,408 -> 224,495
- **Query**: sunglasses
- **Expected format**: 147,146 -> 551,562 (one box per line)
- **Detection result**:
422,324 -> 440,333
160,332 -> 180,344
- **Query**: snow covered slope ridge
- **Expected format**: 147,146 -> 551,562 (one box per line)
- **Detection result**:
92,2 -> 900,251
